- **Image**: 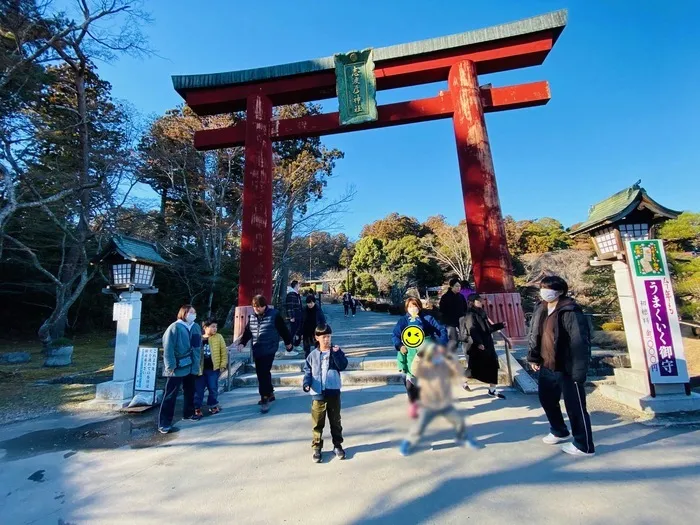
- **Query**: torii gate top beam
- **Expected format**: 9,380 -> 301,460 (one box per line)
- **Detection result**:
172,10 -> 566,116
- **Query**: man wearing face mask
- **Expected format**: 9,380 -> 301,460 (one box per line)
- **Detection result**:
528,276 -> 595,457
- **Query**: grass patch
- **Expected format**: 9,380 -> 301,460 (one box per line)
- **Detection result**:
0,332 -> 115,422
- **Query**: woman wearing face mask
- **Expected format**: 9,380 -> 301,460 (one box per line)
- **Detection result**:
460,294 -> 507,399
527,276 -> 595,457
158,304 -> 203,434
392,297 -> 448,418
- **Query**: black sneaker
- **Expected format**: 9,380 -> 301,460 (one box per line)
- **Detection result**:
312,448 -> 322,463
260,401 -> 270,414
488,389 -> 506,400
268,394 -> 276,402
333,446 -> 346,460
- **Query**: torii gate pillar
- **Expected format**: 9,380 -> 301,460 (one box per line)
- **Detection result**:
450,60 -> 525,337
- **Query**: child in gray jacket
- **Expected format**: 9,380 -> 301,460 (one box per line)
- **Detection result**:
303,324 -> 348,463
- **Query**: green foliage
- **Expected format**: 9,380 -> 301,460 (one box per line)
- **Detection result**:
504,216 -> 573,255
601,322 -> 624,332
383,235 -> 443,290
360,213 -> 429,241
355,273 -> 378,296
351,236 -> 385,273
659,212 -> 700,251
667,254 -> 700,321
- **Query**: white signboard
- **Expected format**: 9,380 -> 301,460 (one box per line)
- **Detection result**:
134,347 -> 159,393
625,240 -> 689,384
113,302 -> 133,321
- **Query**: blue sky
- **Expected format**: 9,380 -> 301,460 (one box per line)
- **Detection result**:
98,0 -> 700,240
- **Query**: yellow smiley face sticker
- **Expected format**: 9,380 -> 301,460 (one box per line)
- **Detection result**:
401,326 -> 425,349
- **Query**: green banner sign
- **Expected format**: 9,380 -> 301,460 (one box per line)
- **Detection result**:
628,240 -> 667,277
334,49 -> 378,126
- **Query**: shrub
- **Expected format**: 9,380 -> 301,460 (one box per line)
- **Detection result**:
388,305 -> 404,315
592,330 -> 627,350
601,322 -> 624,332
48,337 -> 73,348
375,304 -> 390,313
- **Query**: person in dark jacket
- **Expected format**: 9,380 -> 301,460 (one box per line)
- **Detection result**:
238,295 -> 294,413
158,304 -> 203,434
527,275 -> 595,457
300,295 -> 327,358
392,297 -> 448,418
461,294 -> 507,399
439,278 -> 467,354
285,280 -> 303,352
342,291 -> 354,317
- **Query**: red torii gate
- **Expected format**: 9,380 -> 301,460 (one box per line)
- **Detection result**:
173,10 -> 567,338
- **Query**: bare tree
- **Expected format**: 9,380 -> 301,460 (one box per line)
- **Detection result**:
422,217 -> 472,281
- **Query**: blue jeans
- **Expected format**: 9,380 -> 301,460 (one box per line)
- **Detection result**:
194,369 -> 220,409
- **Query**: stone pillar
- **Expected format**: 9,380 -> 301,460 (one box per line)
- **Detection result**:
94,291 -> 142,409
239,93 -> 273,306
599,260 -> 700,412
449,60 -> 525,338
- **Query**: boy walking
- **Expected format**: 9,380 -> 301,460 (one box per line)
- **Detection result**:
193,318 -> 227,419
302,325 -> 348,463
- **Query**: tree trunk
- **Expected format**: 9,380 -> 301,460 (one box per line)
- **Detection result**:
275,197 -> 295,306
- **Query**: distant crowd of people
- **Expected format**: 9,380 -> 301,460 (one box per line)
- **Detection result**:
157,274 -> 595,461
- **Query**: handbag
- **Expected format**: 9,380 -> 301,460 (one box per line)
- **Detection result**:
176,350 -> 193,369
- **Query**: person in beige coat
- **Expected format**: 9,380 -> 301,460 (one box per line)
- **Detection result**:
399,343 -> 478,455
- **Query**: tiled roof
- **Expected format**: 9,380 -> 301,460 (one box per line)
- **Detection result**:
95,235 -> 168,265
172,10 -> 566,93
570,183 -> 680,236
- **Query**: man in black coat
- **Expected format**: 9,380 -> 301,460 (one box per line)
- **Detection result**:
528,275 -> 595,457
439,277 -> 467,354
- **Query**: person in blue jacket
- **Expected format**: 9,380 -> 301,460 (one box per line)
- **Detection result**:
392,297 -> 448,418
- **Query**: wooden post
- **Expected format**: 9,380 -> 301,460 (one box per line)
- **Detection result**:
449,60 -> 515,294
450,60 -> 527,338
239,94 -> 273,307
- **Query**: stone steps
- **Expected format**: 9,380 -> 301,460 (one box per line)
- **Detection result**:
235,355 -> 510,389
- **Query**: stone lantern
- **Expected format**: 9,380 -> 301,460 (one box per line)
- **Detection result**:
571,183 -> 700,413
90,236 -> 167,409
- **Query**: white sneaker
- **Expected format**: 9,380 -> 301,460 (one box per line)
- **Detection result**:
284,350 -> 300,357
542,433 -> 569,445
561,442 -> 595,457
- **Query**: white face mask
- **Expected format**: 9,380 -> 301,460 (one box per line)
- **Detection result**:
540,289 -> 560,303
408,307 -> 419,317
186,313 -> 197,323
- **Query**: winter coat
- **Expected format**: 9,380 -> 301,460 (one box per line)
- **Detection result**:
198,333 -> 228,375
410,351 -> 462,411
240,307 -> 293,358
392,314 -> 448,377
303,348 -> 349,400
527,297 -> 591,383
285,288 -> 303,321
439,290 -> 467,327
461,308 -> 503,384
300,305 -> 326,337
162,320 -> 202,377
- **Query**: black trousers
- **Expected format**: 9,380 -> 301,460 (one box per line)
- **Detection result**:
538,367 -> 595,453
159,374 -> 196,428
343,303 -> 349,315
405,378 -> 420,402
303,334 -> 315,358
255,353 -> 276,400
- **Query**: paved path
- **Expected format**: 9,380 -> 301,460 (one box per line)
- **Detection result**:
1,307 -> 700,524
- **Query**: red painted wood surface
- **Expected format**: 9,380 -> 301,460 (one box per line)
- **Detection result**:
194,81 -> 550,150
233,306 -> 254,344
483,293 -> 527,338
449,60 -> 515,294
238,94 -> 273,306
185,32 -> 555,115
